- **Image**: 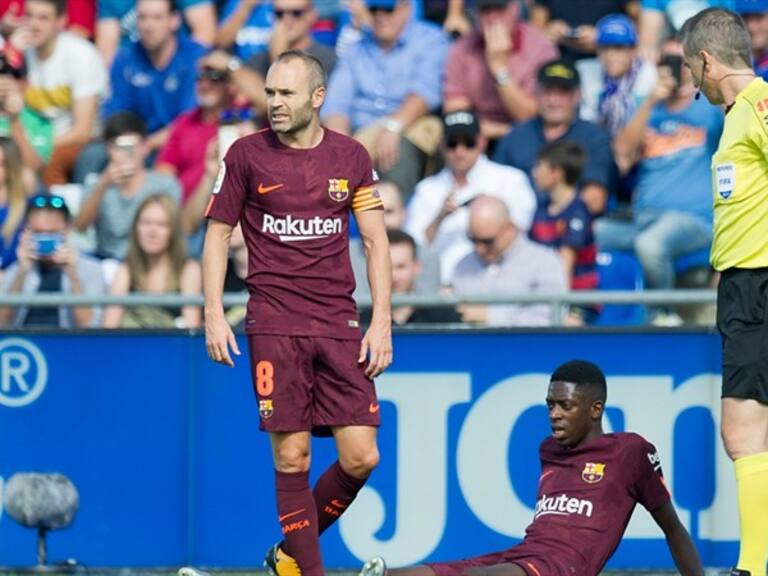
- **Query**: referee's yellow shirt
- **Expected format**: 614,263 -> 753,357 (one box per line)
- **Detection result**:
711,78 -> 768,271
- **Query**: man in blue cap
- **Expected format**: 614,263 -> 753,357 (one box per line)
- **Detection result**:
581,13 -> 658,135
734,0 -> 768,80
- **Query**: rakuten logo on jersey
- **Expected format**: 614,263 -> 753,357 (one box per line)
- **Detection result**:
534,493 -> 594,519
262,213 -> 343,242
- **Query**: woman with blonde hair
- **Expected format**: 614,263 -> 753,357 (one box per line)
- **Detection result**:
103,194 -> 202,328
0,137 -> 35,270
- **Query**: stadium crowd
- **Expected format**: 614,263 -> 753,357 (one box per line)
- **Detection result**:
1,0 -> 766,329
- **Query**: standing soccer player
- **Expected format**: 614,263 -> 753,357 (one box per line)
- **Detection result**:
192,50 -> 392,576
680,9 -> 768,576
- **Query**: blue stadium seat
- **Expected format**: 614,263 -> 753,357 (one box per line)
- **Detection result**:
595,251 -> 646,326
674,247 -> 711,275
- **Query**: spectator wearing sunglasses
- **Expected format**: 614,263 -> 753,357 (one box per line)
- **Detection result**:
155,64 -> 236,204
452,194 -> 567,326
202,0 -> 337,117
322,0 -> 450,197
443,0 -> 558,143
0,193 -> 106,328
404,110 -> 536,284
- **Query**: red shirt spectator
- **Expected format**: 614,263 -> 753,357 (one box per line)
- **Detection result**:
0,0 -> 95,38
443,0 -> 557,141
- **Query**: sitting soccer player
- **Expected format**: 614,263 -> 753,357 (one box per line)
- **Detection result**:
359,360 -> 704,576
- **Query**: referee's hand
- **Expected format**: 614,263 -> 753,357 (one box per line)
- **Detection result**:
359,320 -> 393,378
205,311 -> 241,367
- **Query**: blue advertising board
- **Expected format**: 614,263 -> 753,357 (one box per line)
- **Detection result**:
0,331 -> 736,570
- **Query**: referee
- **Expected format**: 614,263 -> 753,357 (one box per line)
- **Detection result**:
681,9 -> 768,576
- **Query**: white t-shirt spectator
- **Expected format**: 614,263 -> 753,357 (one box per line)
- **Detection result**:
405,154 -> 536,284
24,31 -> 107,137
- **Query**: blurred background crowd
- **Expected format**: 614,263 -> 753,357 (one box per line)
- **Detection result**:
0,0 -> 766,329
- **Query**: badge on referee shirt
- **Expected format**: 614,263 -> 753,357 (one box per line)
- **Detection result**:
715,163 -> 735,199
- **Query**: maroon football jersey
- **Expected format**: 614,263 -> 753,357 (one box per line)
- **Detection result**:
507,433 -> 671,575
205,128 -> 381,339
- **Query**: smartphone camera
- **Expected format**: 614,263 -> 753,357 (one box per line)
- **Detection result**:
33,233 -> 62,257
659,54 -> 683,89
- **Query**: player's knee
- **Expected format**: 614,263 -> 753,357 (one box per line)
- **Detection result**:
274,444 -> 311,473
721,421 -> 759,460
340,447 -> 380,479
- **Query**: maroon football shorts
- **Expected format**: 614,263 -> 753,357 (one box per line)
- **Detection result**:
428,550 -> 560,576
247,334 -> 381,435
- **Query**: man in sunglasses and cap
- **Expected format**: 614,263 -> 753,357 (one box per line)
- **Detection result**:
405,109 -> 536,285
0,194 -> 106,328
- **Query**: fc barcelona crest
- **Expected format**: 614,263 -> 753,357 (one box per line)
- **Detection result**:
259,399 -> 274,419
581,462 -> 605,484
328,178 -> 350,202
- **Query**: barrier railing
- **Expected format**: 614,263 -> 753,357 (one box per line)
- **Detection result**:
0,289 -> 717,326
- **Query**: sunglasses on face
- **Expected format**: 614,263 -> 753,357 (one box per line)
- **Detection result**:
198,68 -> 228,82
446,137 -> 477,150
274,8 -> 307,18
467,233 -> 496,248
370,5 -> 396,14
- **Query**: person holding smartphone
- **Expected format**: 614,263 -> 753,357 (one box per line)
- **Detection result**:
595,39 -> 724,323
0,193 -> 106,328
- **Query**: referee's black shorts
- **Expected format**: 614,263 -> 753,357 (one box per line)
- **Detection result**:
717,267 -> 768,404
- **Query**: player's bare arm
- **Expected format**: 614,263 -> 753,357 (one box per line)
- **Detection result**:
202,219 -> 241,367
356,208 -> 393,378
650,502 -> 704,576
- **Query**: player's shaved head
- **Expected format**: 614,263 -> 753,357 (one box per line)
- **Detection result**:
272,49 -> 327,93
550,360 -> 607,403
680,8 -> 753,69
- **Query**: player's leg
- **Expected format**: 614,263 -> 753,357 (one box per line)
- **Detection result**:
722,399 -> 768,576
270,431 -> 324,575
718,269 -> 768,576
313,425 -> 379,534
312,338 -> 381,533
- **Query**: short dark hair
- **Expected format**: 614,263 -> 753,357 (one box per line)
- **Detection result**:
272,49 -> 327,92
29,0 -> 67,16
550,360 -> 607,403
103,112 -> 148,142
386,228 -> 418,260
137,0 -> 177,13
679,8 -> 752,69
537,141 -> 586,186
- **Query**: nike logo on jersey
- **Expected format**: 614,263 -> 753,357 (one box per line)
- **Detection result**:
330,499 -> 349,508
369,402 -> 380,414
258,183 -> 284,194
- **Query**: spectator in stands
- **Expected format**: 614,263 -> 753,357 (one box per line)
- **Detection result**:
361,229 -> 462,325
406,109 -> 536,284
452,194 -> 567,326
222,223 -> 247,328
0,137 -> 35,271
530,140 -> 597,325
2,0 -> 95,40
580,14 -> 657,135
596,41 -> 722,298
204,0 -> 337,117
0,193 -> 105,328
215,0 -> 274,61
638,0 -> 732,63
442,0 -> 557,143
103,194 -> 202,328
352,179 -> 442,298
103,0 -> 209,157
322,0 -> 449,196
96,0 -> 215,66
74,112 -> 181,261
529,0 -> 637,61
734,0 -> 768,81
20,0 -> 106,186
493,59 -> 617,216
0,45 -> 53,171
155,65 -> 235,205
